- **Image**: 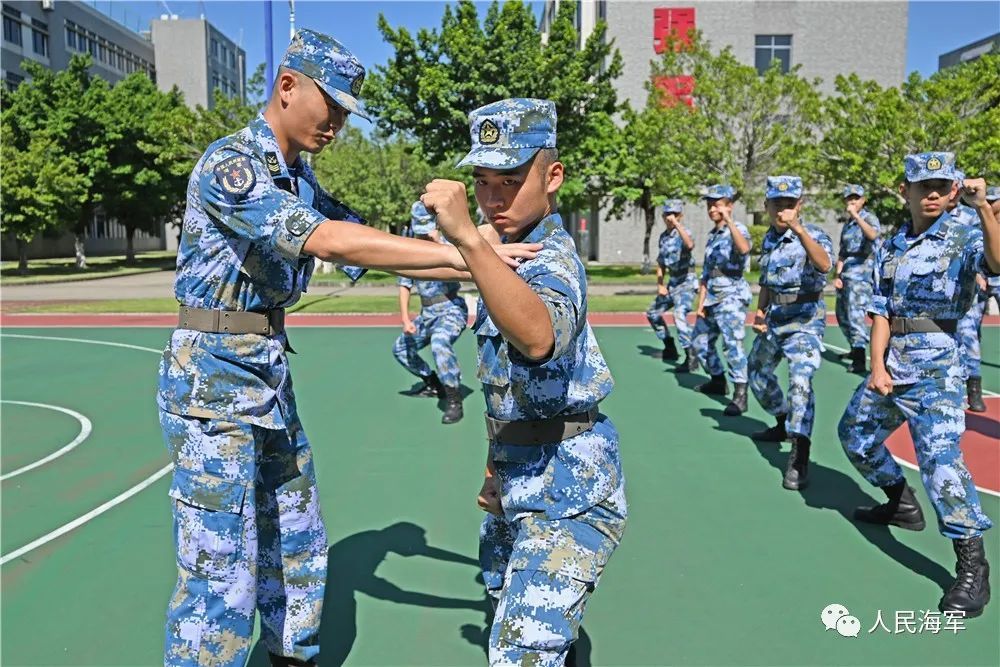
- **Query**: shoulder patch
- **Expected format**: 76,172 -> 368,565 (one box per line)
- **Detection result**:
213,154 -> 256,195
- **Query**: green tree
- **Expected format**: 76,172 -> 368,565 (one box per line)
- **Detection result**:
595,90 -> 707,267
312,127 -> 458,233
819,53 -> 1000,229
366,0 -> 623,210
2,56 -> 112,268
0,125 -> 87,273
652,33 -> 824,207
102,74 -> 194,263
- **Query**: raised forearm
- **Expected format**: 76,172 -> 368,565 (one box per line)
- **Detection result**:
795,228 -> 832,273
977,202 -> 1000,274
303,220 -> 460,270
676,223 -> 695,250
458,236 -> 554,361
852,213 -> 879,241
727,221 -> 751,255
395,267 -> 473,281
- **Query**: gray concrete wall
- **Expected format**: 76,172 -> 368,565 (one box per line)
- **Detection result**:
151,18 -> 208,107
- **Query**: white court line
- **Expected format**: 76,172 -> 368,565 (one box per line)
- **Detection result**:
0,333 -> 173,566
0,401 -> 92,481
822,342 -> 1000,498
0,464 -> 173,565
0,333 -> 162,354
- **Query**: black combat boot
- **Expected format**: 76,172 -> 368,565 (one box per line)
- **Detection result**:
724,383 -> 748,416
849,347 -> 866,374
661,337 -> 679,361
751,414 -> 787,442
402,371 -> 445,398
939,536 -> 991,618
853,480 -> 926,531
967,376 -> 986,413
694,374 -> 728,395
782,435 -> 810,490
441,386 -> 464,424
675,347 -> 698,373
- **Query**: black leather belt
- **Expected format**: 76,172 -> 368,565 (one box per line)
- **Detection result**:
178,306 -> 285,336
889,317 -> 957,335
767,289 -> 822,306
485,408 -> 598,446
421,294 -> 459,307
709,268 -> 744,279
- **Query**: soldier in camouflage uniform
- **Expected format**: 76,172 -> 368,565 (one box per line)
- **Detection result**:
158,31 -> 539,667
645,199 -> 697,365
950,172 -> 990,413
748,176 -> 834,491
422,98 -> 627,666
834,185 -> 881,374
394,201 -> 468,423
838,152 -> 999,619
690,184 -> 753,416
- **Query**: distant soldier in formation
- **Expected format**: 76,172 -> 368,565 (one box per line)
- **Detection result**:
748,176 -> 834,491
645,199 -> 698,367
834,185 -> 881,374
690,185 -> 752,416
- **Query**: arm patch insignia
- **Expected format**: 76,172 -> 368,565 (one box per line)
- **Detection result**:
214,155 -> 256,195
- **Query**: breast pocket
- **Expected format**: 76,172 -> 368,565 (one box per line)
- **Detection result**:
475,316 -> 510,387
909,258 -> 956,300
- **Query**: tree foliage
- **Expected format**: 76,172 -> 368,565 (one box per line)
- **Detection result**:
366,0 -> 622,209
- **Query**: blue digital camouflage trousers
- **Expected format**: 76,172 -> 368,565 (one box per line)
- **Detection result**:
748,320 -> 823,439
838,374 -> 993,539
478,488 -> 627,666
693,295 -> 751,383
645,276 -> 698,349
160,410 -> 327,666
957,293 -> 985,379
393,302 -> 467,388
836,278 -> 872,350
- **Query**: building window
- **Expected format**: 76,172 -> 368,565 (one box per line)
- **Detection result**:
5,71 -> 24,91
212,73 -> 220,90
3,8 -> 22,47
31,18 -> 48,56
65,23 -> 76,49
229,50 -> 235,69
755,34 -> 792,74
87,36 -> 97,57
210,37 -> 219,58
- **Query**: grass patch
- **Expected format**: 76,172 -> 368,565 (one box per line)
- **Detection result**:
1,251 -> 176,285
2,292 -> 835,315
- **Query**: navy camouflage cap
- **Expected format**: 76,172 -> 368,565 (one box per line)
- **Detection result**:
457,98 -> 557,169
986,186 -> 1000,202
410,201 -> 436,235
701,184 -> 736,200
904,152 -> 958,183
661,199 -> 684,214
842,184 -> 865,198
281,29 -> 371,121
766,175 -> 803,199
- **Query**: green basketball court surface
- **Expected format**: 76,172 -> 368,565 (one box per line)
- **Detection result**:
2,323 -> 997,666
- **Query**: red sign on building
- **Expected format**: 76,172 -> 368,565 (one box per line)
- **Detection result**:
653,8 -> 696,107
653,7 -> 695,54
653,75 -> 695,107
